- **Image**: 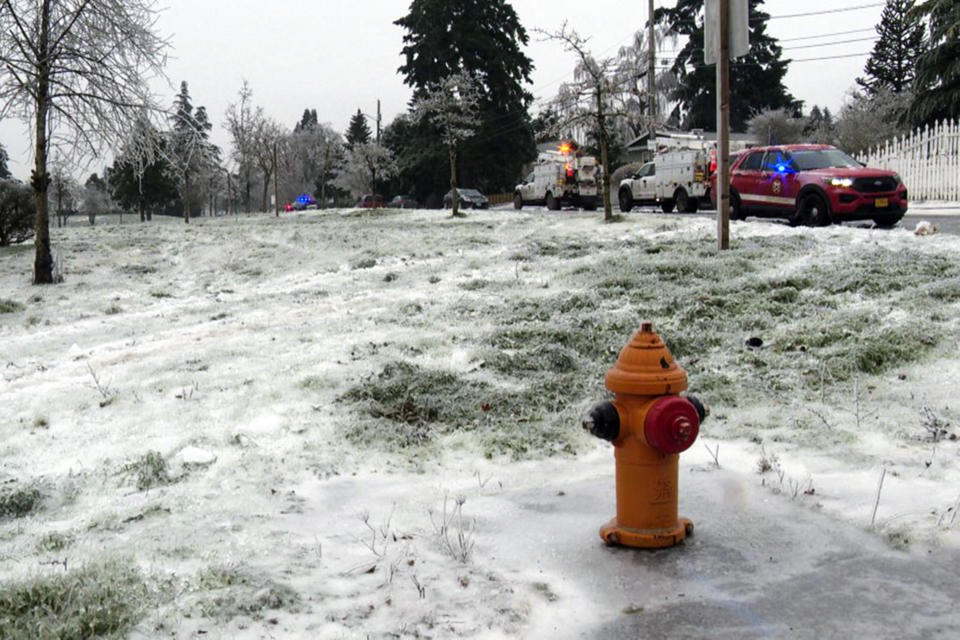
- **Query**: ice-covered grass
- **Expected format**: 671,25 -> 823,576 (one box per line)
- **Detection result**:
2,208 -> 960,636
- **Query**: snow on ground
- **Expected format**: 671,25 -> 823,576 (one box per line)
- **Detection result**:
1,207 -> 960,638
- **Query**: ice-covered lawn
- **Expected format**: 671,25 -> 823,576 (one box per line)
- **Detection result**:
1,207 -> 959,637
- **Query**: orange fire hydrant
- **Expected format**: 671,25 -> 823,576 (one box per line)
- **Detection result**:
583,322 -> 707,549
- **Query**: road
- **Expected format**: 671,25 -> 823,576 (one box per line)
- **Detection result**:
615,201 -> 960,235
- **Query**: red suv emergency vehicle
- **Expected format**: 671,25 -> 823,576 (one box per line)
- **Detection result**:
710,144 -> 908,227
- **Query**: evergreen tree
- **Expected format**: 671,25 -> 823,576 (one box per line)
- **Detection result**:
856,0 -> 926,95
395,0 -> 536,194
655,0 -> 801,131
0,143 -> 10,180
169,81 -> 217,222
908,0 -> 960,126
105,145 -> 177,219
295,108 -> 319,133
345,109 -> 372,150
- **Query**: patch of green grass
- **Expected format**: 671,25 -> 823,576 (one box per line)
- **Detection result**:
0,560 -> 147,639
193,565 -> 299,621
926,279 -> 960,302
123,451 -> 170,491
37,531 -> 74,553
0,486 -> 42,519
0,299 -> 25,314
351,256 -> 377,269
459,278 -> 492,291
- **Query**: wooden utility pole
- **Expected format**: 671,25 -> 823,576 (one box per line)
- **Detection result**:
647,0 -> 657,122
376,99 -> 382,144
716,0 -> 731,250
272,141 -> 279,217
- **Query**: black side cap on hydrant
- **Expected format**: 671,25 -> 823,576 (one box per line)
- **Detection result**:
583,401 -> 620,441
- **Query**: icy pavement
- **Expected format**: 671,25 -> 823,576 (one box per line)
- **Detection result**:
471,457 -> 960,639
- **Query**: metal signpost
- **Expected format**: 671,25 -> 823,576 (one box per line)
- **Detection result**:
705,0 -> 749,250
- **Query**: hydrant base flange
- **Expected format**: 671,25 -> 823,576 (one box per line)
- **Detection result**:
600,517 -> 693,549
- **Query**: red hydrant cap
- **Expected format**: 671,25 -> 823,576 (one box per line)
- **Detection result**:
644,396 -> 700,454
605,322 -> 688,396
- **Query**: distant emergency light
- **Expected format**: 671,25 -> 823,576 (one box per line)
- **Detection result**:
558,143 -> 572,154
565,163 -> 574,178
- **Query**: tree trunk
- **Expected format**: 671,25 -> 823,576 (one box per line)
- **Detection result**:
138,174 -> 146,222
184,172 -> 191,224
596,89 -> 613,221
449,146 -> 461,217
32,0 -> 54,284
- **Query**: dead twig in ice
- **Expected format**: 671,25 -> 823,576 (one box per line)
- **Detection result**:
703,443 -> 720,469
871,467 -> 887,527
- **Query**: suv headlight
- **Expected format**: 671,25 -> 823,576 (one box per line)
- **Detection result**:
823,177 -> 853,188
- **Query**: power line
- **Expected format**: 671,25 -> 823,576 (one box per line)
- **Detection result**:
766,3 -> 885,20
784,36 -> 878,50
779,27 -> 875,42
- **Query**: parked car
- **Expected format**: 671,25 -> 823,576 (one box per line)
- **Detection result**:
357,194 -> 384,208
388,194 -> 419,209
710,144 -> 908,227
443,188 -> 488,209
292,194 -> 318,211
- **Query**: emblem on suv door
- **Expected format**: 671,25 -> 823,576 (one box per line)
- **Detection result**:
772,180 -> 782,194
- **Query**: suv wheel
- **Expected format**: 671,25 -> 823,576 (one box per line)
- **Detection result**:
618,189 -> 633,213
873,213 -> 904,228
513,193 -> 523,210
793,193 -> 831,227
730,192 -> 745,220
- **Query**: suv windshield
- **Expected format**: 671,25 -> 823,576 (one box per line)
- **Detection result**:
789,149 -> 861,170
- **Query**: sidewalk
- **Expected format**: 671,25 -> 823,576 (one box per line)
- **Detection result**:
475,465 -> 960,639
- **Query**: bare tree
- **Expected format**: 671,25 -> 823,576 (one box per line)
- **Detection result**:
540,23 -> 623,221
253,117 -> 285,212
224,80 -> 263,213
0,0 -> 168,284
335,143 -> 397,202
412,71 -> 482,217
286,121 -> 344,208
614,28 -> 678,137
48,159 -> 78,228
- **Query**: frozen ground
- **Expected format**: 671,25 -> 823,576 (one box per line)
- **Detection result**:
2,207 -> 960,638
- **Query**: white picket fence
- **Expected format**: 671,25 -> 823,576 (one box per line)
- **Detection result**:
857,119 -> 960,202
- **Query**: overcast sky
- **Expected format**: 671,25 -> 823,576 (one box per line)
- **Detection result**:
0,0 -> 886,181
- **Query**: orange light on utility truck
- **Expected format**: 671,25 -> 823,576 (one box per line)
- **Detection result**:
582,322 -> 707,549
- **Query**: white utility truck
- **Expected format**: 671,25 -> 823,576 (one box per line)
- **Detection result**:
618,132 -> 714,213
514,143 -> 599,211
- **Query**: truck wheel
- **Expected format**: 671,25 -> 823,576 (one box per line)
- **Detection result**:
546,192 -> 560,211
686,197 -> 699,213
674,188 -> 693,213
660,199 -> 675,213
618,189 -> 633,213
582,197 -> 597,211
513,193 -> 523,210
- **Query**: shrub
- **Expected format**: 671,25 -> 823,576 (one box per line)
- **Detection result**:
0,486 -> 42,519
0,180 -> 35,247
0,560 -> 147,639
